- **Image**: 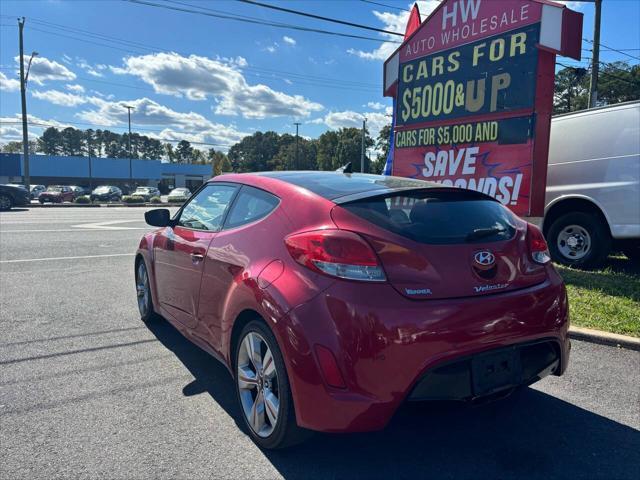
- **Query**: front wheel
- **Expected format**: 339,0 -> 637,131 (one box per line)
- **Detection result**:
135,260 -> 158,323
235,320 -> 309,449
547,212 -> 611,268
0,194 -> 12,211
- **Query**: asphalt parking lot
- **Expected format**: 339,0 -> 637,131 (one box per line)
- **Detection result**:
1,207 -> 639,480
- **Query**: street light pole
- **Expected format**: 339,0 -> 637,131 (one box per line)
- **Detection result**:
588,0 -> 602,108
293,122 -> 301,170
360,117 -> 367,173
124,105 -> 134,188
18,18 -> 30,189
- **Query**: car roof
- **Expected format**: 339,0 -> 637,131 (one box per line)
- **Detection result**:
249,171 -> 442,202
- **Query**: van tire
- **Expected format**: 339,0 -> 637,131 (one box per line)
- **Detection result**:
547,212 -> 611,268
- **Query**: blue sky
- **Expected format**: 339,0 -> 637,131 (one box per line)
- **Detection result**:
1,0 -> 638,151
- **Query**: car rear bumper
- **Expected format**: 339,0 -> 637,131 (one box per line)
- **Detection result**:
276,266 -> 569,433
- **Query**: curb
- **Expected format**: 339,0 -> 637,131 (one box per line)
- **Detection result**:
569,326 -> 640,351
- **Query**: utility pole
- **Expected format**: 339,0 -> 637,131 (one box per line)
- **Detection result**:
293,122 -> 301,170
18,17 -> 30,189
360,117 -> 367,173
589,0 -> 602,108
124,105 -> 134,188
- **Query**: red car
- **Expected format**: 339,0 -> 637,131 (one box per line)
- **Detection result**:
135,171 -> 570,449
39,185 -> 75,203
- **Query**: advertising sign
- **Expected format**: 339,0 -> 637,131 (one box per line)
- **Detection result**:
383,0 -> 583,217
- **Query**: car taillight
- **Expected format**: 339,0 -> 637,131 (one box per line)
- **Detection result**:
284,229 -> 386,282
527,223 -> 551,264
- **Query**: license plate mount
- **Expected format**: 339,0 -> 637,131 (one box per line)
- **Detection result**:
471,349 -> 522,397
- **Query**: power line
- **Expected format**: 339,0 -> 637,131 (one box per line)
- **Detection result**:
359,0 -> 410,12
123,0 -> 401,44
235,0 -> 403,36
23,17 -> 382,90
557,61 -> 639,87
583,38 -> 640,61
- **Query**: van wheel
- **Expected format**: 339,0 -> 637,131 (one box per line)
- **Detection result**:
547,212 -> 611,268
0,194 -> 12,211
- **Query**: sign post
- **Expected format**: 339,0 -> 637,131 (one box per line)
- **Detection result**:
383,0 -> 583,217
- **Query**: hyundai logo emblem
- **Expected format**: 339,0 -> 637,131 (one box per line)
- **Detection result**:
474,251 -> 495,269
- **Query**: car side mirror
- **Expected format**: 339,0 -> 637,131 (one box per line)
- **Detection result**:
145,208 -> 171,227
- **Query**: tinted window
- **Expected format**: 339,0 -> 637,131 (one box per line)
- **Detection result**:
342,190 -> 517,245
225,186 -> 279,229
177,184 -> 237,231
256,172 -> 432,200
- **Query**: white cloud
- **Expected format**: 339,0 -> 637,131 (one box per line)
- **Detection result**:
0,72 -> 20,92
66,83 -> 85,93
309,110 -> 391,140
75,96 -> 248,148
111,52 -> 323,119
283,36 -> 296,46
348,1 -> 439,61
0,114 -> 74,143
31,89 -> 90,107
13,55 -> 76,85
77,58 -> 105,77
366,101 -> 387,110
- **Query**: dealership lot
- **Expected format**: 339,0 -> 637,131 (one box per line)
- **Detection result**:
1,207 -> 638,479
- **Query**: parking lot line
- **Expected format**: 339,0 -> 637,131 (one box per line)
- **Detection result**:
0,253 -> 134,263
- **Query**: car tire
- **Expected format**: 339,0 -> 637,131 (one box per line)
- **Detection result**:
234,320 -> 310,449
547,212 -> 611,268
622,243 -> 640,264
0,194 -> 13,211
135,259 -> 159,323
39,198 -> 45,204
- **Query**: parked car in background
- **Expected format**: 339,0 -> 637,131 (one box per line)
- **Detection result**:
132,186 -> 161,201
543,101 -> 640,266
0,184 -> 30,210
90,185 -> 122,202
30,184 -> 46,199
39,185 -> 75,204
167,187 -> 191,202
135,171 -> 570,449
69,185 -> 89,199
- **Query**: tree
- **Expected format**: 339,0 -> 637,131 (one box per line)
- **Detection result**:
371,124 -> 392,174
38,127 -> 62,155
60,127 -> 84,156
227,131 -> 282,172
175,140 -> 194,164
553,62 -> 639,114
164,143 -> 176,163
1,140 -> 37,154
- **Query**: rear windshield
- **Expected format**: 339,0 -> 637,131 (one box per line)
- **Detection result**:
341,190 -> 517,245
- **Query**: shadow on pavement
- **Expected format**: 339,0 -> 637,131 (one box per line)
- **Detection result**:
147,319 -> 640,480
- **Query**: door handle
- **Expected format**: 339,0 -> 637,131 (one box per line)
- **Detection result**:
190,252 -> 205,262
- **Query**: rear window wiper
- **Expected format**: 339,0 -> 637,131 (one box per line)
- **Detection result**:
465,227 -> 506,242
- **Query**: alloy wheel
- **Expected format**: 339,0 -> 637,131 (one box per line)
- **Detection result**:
0,195 -> 11,210
136,262 -> 150,317
237,332 -> 280,438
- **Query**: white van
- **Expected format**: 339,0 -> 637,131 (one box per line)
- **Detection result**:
542,101 -> 640,267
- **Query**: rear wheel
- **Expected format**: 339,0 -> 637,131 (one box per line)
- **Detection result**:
547,212 -> 611,268
135,260 -> 158,323
0,194 -> 12,211
235,320 -> 308,449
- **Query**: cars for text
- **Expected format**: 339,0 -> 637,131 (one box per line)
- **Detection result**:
0,184 -> 30,211
135,172 -> 570,449
39,185 -> 75,204
90,186 -> 123,202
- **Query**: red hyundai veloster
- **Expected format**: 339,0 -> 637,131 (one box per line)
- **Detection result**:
135,171 -> 570,449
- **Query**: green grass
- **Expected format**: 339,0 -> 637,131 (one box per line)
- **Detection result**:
556,256 -> 640,337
